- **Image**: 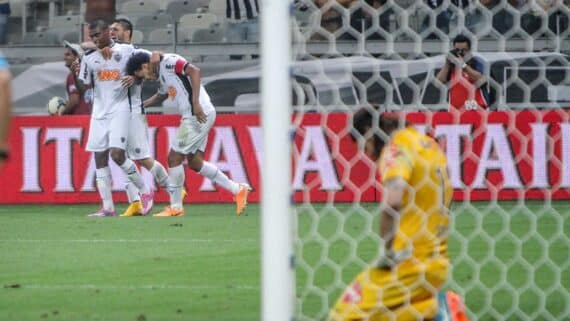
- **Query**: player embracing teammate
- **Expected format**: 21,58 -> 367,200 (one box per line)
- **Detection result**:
75,18 -> 250,217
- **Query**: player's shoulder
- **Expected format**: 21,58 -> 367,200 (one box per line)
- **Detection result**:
391,127 -> 418,147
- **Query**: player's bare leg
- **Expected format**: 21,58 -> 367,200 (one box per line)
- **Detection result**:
89,150 -> 116,217
188,151 -> 251,216
154,150 -> 186,217
121,157 -> 169,217
110,147 -> 154,215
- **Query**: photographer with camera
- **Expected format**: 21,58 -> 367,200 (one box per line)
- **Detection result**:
436,34 -> 490,111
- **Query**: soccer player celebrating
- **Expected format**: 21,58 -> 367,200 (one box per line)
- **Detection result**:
328,108 -> 469,321
74,19 -> 154,217
105,17 -> 171,217
125,52 -> 251,217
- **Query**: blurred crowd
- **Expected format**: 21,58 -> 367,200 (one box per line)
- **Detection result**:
307,0 -> 569,40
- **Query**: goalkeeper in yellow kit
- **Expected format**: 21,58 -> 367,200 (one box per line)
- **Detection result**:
329,108 -> 469,321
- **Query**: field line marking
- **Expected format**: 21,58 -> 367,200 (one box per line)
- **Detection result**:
4,284 -> 258,290
0,239 -> 257,243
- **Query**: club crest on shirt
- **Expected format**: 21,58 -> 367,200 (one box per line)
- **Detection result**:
113,52 -> 122,62
168,86 -> 177,100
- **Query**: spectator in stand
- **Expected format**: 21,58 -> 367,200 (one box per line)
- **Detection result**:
59,41 -> 92,115
0,51 -> 11,168
537,0 -> 569,35
436,34 -> 490,111
226,0 -> 260,43
226,0 -> 260,59
0,0 -> 10,44
422,0 -> 468,36
313,0 -> 358,39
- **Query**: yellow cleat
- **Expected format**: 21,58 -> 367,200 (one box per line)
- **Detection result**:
120,201 -> 143,217
182,188 -> 188,200
234,184 -> 252,216
153,206 -> 185,217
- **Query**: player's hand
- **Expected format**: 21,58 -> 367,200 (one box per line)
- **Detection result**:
121,76 -> 135,88
376,247 -> 411,269
194,103 -> 207,123
100,46 -> 113,60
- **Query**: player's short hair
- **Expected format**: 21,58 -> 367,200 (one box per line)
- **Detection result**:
89,19 -> 109,31
453,34 -> 471,49
126,52 -> 151,76
114,18 -> 133,34
352,107 -> 406,160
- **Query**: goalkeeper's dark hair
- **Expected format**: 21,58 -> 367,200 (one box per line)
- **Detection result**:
126,52 -> 150,76
351,107 -> 407,160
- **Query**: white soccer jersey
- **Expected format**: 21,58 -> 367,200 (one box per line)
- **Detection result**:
79,42 -> 148,118
128,81 -> 144,115
157,53 -> 214,119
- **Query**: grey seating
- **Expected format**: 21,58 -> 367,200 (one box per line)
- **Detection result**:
22,31 -> 59,45
135,13 -> 174,30
191,24 -> 225,43
147,28 -> 175,44
179,13 -> 218,29
166,0 -> 209,21
51,15 -> 81,29
121,0 -> 161,15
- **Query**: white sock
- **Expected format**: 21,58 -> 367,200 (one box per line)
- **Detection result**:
149,160 -> 169,189
168,165 -> 185,210
96,167 -> 114,211
199,161 -> 240,195
119,158 -> 149,194
125,182 -> 140,203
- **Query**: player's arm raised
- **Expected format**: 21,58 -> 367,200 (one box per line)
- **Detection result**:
74,58 -> 91,94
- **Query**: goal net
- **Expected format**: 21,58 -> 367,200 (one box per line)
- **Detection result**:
287,1 -> 570,320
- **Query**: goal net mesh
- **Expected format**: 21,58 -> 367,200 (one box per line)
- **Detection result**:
289,1 -> 570,320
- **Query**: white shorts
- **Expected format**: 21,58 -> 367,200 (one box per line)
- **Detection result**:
171,111 -> 216,155
126,113 -> 151,160
86,110 -> 130,152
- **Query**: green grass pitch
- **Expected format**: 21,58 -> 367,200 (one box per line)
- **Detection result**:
0,201 -> 568,321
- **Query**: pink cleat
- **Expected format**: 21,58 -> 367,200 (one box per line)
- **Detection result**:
87,208 -> 116,217
140,191 -> 155,215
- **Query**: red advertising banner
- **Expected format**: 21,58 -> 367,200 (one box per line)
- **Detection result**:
1,110 -> 570,204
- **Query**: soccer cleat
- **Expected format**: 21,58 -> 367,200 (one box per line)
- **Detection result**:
234,183 -> 251,216
87,208 -> 116,217
140,191 -> 155,215
153,206 -> 184,217
182,188 -> 188,200
120,201 -> 143,217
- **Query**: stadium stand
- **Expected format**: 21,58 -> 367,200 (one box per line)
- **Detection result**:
191,24 -> 225,43
147,28 -> 174,44
178,13 -> 218,29
165,0 -> 209,21
120,0 -> 160,15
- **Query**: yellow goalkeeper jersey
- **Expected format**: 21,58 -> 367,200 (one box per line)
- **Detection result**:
379,126 -> 453,260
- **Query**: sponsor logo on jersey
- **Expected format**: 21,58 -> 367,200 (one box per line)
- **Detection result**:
168,86 -> 177,100
97,69 -> 121,81
165,64 -> 175,70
